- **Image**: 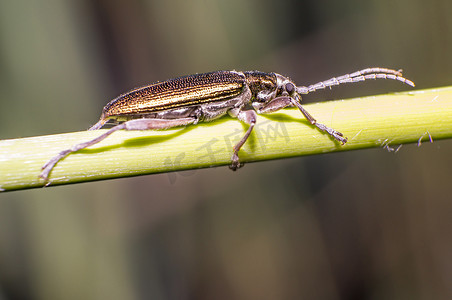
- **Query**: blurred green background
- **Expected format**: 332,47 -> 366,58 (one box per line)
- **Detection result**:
1,0 -> 452,299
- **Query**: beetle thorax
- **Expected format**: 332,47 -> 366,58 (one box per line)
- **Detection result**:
243,71 -> 278,102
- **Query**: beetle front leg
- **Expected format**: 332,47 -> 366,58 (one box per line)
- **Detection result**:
257,96 -> 346,144
290,99 -> 347,144
40,117 -> 197,182
255,96 -> 294,114
228,109 -> 257,171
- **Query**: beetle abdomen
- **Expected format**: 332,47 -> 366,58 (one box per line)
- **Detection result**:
101,71 -> 246,119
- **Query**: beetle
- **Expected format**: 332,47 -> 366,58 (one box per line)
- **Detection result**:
39,67 -> 414,181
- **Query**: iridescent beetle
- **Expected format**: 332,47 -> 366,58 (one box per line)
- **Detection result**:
40,67 -> 414,181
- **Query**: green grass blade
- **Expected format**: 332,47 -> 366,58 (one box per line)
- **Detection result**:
1,86 -> 451,192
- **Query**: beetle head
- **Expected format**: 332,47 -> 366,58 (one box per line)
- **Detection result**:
274,73 -> 300,101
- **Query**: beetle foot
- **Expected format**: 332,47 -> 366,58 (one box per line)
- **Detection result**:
315,123 -> 348,145
229,153 -> 244,171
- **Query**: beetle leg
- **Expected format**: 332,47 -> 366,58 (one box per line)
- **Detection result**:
40,117 -> 196,182
257,96 -> 347,144
256,96 -> 293,114
290,99 -> 347,144
88,118 -> 107,130
228,109 -> 257,171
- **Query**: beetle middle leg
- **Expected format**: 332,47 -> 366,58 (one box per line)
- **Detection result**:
228,109 -> 257,171
40,117 -> 197,181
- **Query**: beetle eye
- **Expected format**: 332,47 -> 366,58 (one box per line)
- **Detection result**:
285,83 -> 295,93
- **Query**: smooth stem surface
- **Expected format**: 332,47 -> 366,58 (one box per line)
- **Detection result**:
1,86 -> 452,192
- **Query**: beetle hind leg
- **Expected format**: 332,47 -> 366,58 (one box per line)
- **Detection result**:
40,117 -> 197,182
88,119 -> 107,130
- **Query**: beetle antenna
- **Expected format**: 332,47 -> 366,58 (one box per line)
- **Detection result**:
296,67 -> 415,95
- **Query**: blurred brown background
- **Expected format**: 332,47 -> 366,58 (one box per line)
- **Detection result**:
1,0 -> 452,299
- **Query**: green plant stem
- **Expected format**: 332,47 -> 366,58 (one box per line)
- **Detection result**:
1,86 -> 452,191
